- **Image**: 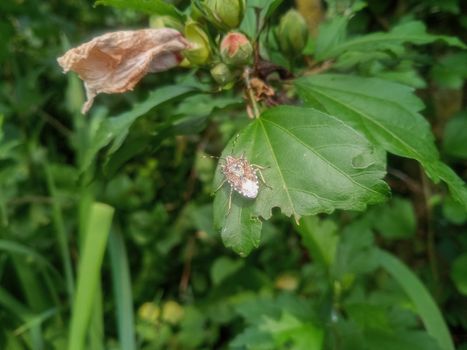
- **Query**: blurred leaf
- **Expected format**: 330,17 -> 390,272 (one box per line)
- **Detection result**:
261,312 -> 324,350
214,106 -> 388,255
377,249 -> 454,350
364,329 -> 441,350
178,307 -> 207,349
431,53 -> 467,89
346,303 -> 390,331
451,254 -> 467,296
296,74 -> 467,210
312,16 -> 348,57
334,220 -> 378,279
316,20 -> 466,61
230,327 -> 274,349
80,85 -> 194,172
240,0 -> 284,38
442,195 -> 467,225
296,216 -> 339,267
95,0 -> 183,19
370,197 -> 416,240
211,256 -> 244,285
443,111 -> 467,159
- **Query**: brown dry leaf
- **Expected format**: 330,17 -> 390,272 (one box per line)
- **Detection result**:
57,28 -> 189,114
250,77 -> 275,101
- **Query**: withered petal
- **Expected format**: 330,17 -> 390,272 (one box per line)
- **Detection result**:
57,28 -> 189,114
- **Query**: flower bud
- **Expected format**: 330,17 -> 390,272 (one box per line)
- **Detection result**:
220,32 -> 253,66
149,15 -> 184,32
200,0 -> 246,30
183,21 -> 211,65
210,63 -> 234,85
277,9 -> 308,57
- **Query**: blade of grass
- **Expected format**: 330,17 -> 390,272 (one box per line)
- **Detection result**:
109,229 -> 136,350
68,202 -> 114,350
44,163 -> 75,301
88,284 -> 105,350
12,255 -> 50,313
14,307 -> 57,336
0,239 -> 61,278
376,249 -> 454,350
0,287 -> 44,350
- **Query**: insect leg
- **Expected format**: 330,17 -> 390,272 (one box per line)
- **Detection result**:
212,178 -> 227,195
256,169 -> 272,189
251,164 -> 269,170
227,186 -> 233,215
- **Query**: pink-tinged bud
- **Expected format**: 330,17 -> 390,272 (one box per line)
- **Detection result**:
220,32 -> 253,66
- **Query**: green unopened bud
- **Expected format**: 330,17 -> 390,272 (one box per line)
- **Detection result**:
149,15 -> 184,32
277,9 -> 308,57
183,21 -> 212,65
220,32 -> 253,66
200,0 -> 245,30
210,63 -> 234,85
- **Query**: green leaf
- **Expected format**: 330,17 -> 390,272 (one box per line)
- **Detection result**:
296,74 -> 467,210
95,0 -> 183,19
316,20 -> 466,61
210,256 -> 244,285
240,0 -> 284,38
377,249 -> 455,350
451,253 -> 467,296
370,197 -> 416,240
442,195 -> 467,225
213,106 -> 389,255
431,53 -> 467,89
443,111 -> 467,159
313,16 -> 348,58
296,216 -> 339,267
261,313 -> 324,350
80,85 -> 194,172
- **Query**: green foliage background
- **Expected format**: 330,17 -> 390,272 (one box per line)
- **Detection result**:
1,0 -> 467,349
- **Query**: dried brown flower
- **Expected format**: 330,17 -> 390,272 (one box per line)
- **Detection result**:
57,28 -> 189,114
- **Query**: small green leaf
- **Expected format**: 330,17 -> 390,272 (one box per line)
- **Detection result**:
431,53 -> 467,89
210,256 -> 244,285
296,216 -> 339,267
214,106 -> 389,255
442,195 -> 467,225
261,312 -> 324,350
451,253 -> 467,296
296,74 -> 467,210
370,197 -> 416,240
95,0 -> 183,19
443,111 -> 467,159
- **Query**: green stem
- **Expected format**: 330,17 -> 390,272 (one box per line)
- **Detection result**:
44,163 -> 75,302
68,202 -> 114,350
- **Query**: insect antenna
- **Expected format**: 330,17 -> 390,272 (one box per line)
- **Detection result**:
202,154 -> 227,163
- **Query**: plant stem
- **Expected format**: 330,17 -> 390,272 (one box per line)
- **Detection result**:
243,68 -> 261,118
44,163 -> 75,302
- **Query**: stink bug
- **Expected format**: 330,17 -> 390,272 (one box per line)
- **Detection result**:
214,154 -> 270,213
